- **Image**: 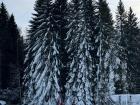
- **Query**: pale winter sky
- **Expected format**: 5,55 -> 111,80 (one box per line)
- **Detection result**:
0,0 -> 140,36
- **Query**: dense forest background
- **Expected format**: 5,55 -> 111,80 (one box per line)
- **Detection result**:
0,3 -> 24,104
0,0 -> 140,105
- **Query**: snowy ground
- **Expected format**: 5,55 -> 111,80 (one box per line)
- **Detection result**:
111,94 -> 140,105
0,100 -> 6,105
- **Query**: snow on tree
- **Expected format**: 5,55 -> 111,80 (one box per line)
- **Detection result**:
84,0 -> 100,104
124,7 -> 140,93
115,0 -> 128,94
23,0 -> 63,104
96,0 -> 114,104
22,0 -> 140,105
23,0 -> 47,103
23,0 -> 46,87
51,0 -> 68,100
65,0 -> 95,104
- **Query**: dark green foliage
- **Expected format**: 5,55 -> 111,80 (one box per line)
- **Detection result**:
114,0 -> 140,94
52,0 -> 68,100
23,0 -> 47,90
0,88 -> 20,104
115,0 -> 128,94
84,0 -> 100,104
28,0 -> 45,35
22,0 -> 140,104
97,0 -> 114,104
23,0 -> 68,104
0,2 -> 24,104
125,7 -> 140,93
0,3 -> 9,89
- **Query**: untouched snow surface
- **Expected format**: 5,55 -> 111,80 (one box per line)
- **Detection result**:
111,94 -> 140,105
0,100 -> 6,105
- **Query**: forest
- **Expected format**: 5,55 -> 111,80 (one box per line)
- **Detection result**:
0,0 -> 140,105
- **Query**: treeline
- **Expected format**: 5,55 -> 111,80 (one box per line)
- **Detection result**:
0,2 -> 24,104
22,0 -> 140,105
0,0 -> 140,105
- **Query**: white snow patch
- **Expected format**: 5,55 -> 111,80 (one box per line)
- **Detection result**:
0,100 -> 6,105
111,94 -> 140,105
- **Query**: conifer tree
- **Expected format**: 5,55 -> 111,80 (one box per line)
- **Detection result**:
84,0 -> 100,104
97,0 -> 114,104
134,29 -> 140,93
28,0 -> 45,37
23,0 -> 46,94
0,3 -> 23,104
65,0 -> 94,104
0,2 -> 9,89
23,0 -> 67,104
125,7 -> 140,93
115,0 -> 128,94
24,0 -> 45,70
7,14 -> 23,88
52,0 -> 68,100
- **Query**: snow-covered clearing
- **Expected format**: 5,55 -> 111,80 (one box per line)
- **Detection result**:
111,94 -> 140,105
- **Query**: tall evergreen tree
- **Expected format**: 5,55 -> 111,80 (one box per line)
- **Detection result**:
97,0 -> 114,104
51,0 -> 68,100
125,7 -> 140,93
6,14 -> 23,88
23,0 -> 67,104
65,0 -> 94,104
0,2 -> 9,89
28,0 -> 45,37
115,0 -> 128,94
24,0 -> 45,71
0,3 -> 24,104
7,14 -> 24,104
134,30 -> 140,93
84,0 -> 100,104
23,0 -> 46,95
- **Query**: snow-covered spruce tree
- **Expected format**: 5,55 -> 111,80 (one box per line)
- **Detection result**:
65,1 -> 80,97
23,0 -> 45,88
97,0 -> 114,104
23,0 -> 65,104
65,0 -> 94,104
28,0 -> 45,37
115,0 -> 128,94
51,0 -> 68,100
125,7 -> 140,93
23,0 -> 46,102
24,0 -> 45,72
84,0 -> 100,104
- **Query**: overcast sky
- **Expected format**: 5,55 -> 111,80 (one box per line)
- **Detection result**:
0,0 -> 140,36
